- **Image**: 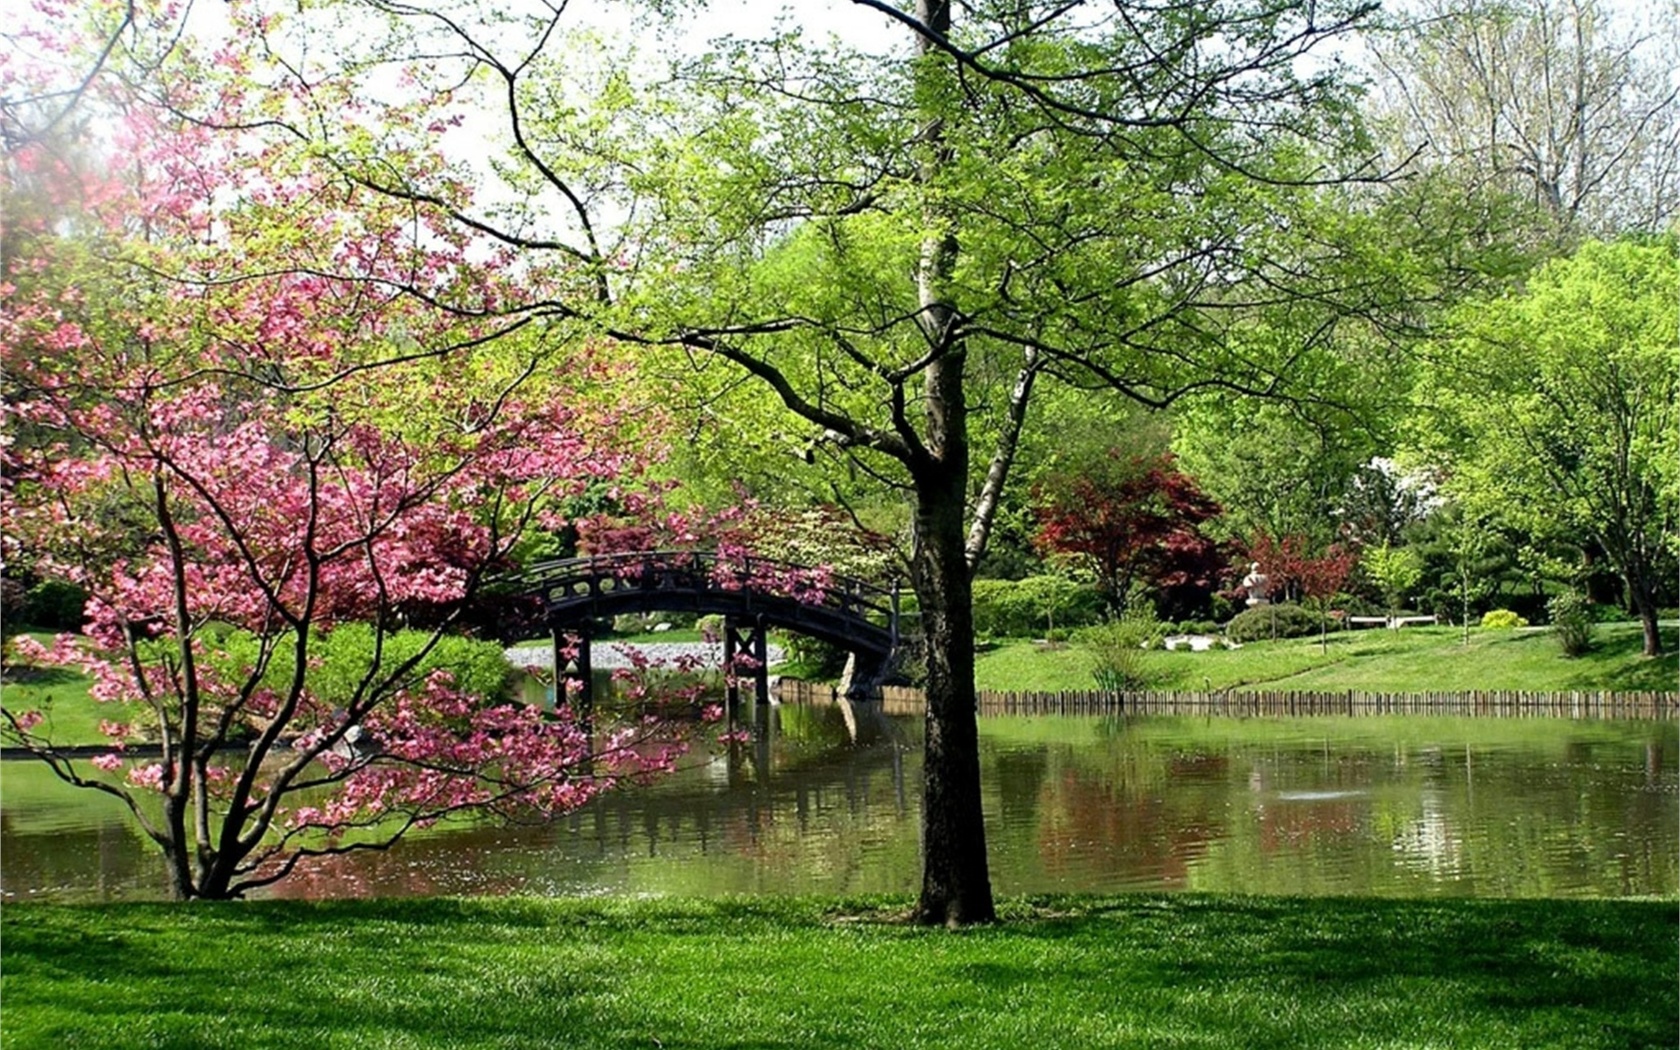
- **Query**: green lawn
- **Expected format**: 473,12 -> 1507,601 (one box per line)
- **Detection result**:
1,895 -> 1671,1050
975,622 -> 1678,694
0,667 -> 152,749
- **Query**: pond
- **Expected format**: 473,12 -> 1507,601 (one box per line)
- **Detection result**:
2,697 -> 1674,901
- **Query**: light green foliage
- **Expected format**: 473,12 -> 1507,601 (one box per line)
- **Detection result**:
1172,397 -> 1377,546
971,575 -> 1104,639
1412,238 -> 1678,653
216,625 -> 516,708
1365,542 -> 1425,614
533,11 -> 1452,535
1075,609 -> 1165,691
1480,609 -> 1528,629
1547,592 -> 1594,657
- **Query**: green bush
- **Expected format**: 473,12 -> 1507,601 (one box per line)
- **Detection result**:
972,575 -> 1104,638
1547,592 -> 1593,657
1173,620 -> 1221,636
218,624 -> 516,705
774,631 -> 848,678
19,579 -> 88,631
1225,603 -> 1330,644
1587,602 -> 1628,623
611,611 -> 697,633
1480,609 -> 1529,629
1076,612 -> 1165,690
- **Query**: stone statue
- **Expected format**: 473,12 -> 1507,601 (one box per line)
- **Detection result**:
1241,562 -> 1271,606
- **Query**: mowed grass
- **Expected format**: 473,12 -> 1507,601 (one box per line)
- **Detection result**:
0,655 -> 152,748
2,895 -> 1673,1050
975,622 -> 1679,694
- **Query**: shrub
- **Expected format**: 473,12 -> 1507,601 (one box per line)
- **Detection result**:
1587,602 -> 1627,623
971,575 -> 1103,638
774,631 -> 848,678
1225,603 -> 1330,644
217,624 -> 517,705
696,614 -> 725,640
611,611 -> 697,633
1077,611 -> 1164,691
1174,619 -> 1221,636
18,579 -> 88,631
1480,609 -> 1528,629
1547,592 -> 1593,657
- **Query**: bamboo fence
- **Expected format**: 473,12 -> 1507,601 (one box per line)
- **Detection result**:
773,679 -> 1677,720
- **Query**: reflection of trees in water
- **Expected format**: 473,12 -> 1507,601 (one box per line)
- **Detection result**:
4,715 -> 1675,900
984,725 -> 1680,898
1,810 -> 164,901
261,699 -> 922,898
1033,771 -> 1212,887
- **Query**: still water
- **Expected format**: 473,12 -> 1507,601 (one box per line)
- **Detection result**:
3,698 -> 1675,901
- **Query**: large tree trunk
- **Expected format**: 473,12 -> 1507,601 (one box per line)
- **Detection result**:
910,453 -> 996,926
903,0 -> 994,925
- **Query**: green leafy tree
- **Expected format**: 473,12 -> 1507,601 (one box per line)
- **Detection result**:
1172,400 -> 1380,549
1413,238 -> 1678,655
144,0 -> 1473,924
1366,542 -> 1425,617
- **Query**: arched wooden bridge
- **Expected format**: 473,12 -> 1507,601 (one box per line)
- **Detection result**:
498,551 -> 902,703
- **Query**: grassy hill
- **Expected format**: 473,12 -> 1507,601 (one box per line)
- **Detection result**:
974,622 -> 1678,695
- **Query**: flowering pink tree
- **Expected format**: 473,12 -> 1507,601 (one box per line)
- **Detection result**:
0,16 -> 687,900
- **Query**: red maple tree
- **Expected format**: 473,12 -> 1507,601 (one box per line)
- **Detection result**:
1033,451 -> 1226,617
1242,532 -> 1360,606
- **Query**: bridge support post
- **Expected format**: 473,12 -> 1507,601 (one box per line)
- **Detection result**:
752,615 -> 770,706
574,629 -> 594,730
723,615 -> 772,708
723,623 -> 740,714
553,625 -> 594,719
549,626 -> 564,712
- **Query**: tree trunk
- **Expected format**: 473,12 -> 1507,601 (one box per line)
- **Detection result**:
1607,537 -> 1665,658
1630,578 -> 1664,658
905,0 -> 994,925
910,457 -> 996,926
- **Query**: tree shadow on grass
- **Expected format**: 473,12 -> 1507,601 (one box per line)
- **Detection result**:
1003,895 -> 1677,1047
1,664 -> 82,687
1558,625 -> 1680,692
3,896 -> 1675,1050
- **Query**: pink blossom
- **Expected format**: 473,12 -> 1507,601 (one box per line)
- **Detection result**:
128,764 -> 167,789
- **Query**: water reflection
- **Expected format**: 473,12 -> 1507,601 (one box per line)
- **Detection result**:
2,698 -> 1675,902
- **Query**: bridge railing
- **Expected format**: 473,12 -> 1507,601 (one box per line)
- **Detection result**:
511,550 -> 900,635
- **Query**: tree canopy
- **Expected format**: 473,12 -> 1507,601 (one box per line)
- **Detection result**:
1410,237 -> 1678,656
5,0 -> 1605,920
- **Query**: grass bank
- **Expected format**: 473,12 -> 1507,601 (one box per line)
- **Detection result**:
975,622 -> 1678,695
2,895 -> 1672,1049
8,624 -> 1673,749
